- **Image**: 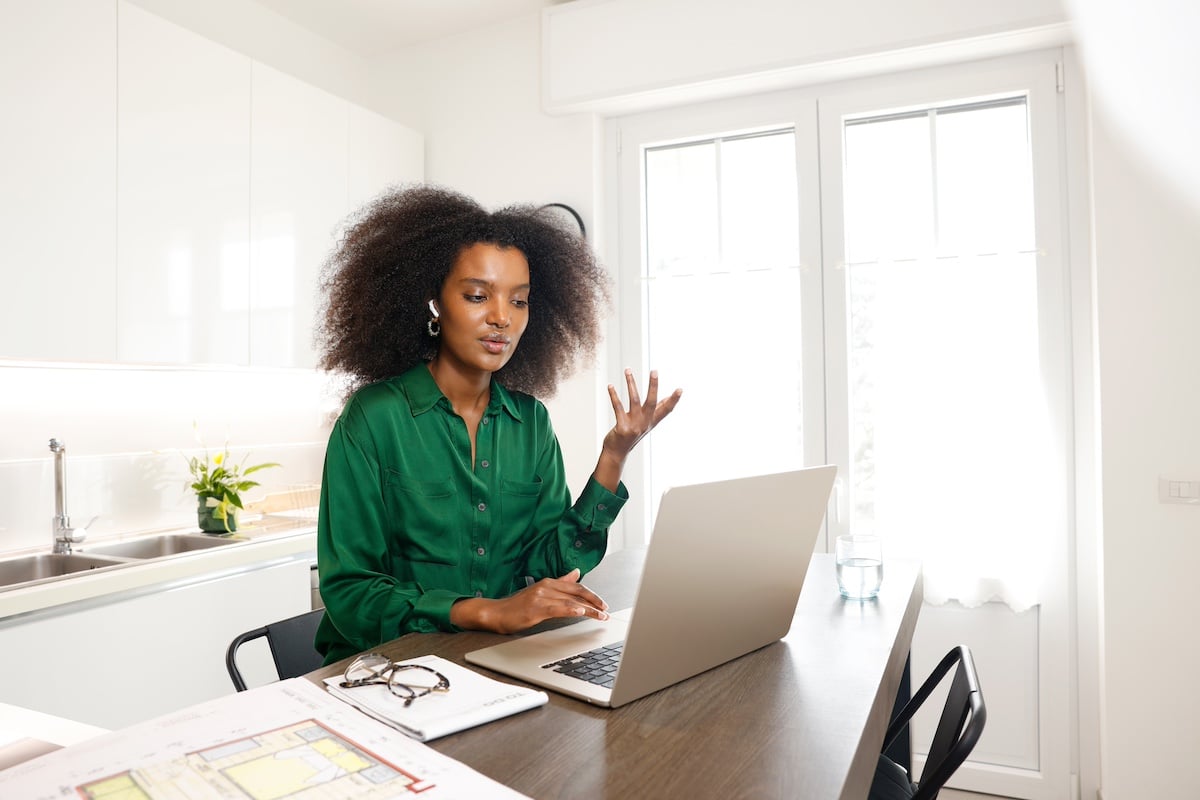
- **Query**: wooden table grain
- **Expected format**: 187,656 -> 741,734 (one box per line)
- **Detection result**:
306,550 -> 922,800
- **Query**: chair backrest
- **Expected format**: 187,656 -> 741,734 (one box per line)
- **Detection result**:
882,645 -> 986,800
225,608 -> 325,692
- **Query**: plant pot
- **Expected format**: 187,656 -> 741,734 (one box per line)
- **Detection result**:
197,497 -> 237,533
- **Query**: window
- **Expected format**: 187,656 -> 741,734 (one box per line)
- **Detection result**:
610,53 -> 1073,799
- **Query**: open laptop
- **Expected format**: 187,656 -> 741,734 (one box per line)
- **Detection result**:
465,465 -> 837,708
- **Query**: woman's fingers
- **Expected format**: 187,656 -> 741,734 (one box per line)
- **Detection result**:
624,369 -> 641,407
654,387 -> 684,424
641,370 -> 659,414
553,569 -> 609,615
607,382 -> 625,416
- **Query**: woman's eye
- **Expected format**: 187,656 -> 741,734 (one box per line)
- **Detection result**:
512,299 -> 529,308
464,294 -> 486,303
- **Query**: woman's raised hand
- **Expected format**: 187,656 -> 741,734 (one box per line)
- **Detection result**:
593,370 -> 682,492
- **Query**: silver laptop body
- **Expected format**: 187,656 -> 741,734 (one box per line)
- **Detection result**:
464,466 -> 837,708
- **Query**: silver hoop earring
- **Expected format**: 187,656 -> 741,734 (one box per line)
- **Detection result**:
427,317 -> 441,337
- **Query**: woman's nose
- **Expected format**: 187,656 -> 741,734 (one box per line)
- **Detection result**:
487,301 -> 510,327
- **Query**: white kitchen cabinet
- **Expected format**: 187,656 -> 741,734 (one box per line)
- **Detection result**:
249,63 -> 349,369
116,2 -> 252,365
0,0 -> 117,361
0,558 -> 312,730
3,1 -> 422,368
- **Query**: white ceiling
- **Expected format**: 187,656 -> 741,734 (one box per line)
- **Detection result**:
253,0 -> 568,57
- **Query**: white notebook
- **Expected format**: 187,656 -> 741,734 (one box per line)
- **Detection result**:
323,654 -> 548,741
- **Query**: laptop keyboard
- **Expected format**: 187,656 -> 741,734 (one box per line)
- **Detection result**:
542,641 -> 625,688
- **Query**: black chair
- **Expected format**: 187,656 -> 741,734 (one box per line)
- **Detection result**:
225,608 -> 326,692
869,645 -> 987,800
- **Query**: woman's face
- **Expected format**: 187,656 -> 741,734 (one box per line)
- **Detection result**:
433,242 -> 531,377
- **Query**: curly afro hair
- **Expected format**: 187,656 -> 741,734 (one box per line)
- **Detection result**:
316,185 -> 610,400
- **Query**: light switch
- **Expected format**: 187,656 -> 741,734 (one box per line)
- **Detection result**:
1159,477 -> 1200,505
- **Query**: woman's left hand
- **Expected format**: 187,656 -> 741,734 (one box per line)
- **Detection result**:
593,370 -> 682,491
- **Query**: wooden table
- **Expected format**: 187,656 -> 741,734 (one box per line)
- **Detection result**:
307,550 -> 922,800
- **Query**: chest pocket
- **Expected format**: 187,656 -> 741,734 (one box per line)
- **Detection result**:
499,477 -> 544,533
384,470 -> 461,566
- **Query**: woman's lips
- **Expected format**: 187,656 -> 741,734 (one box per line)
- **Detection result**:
481,337 -> 509,354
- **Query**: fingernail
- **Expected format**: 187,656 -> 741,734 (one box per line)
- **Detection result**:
598,611 -> 609,621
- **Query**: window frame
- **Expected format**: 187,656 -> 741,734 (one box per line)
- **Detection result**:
816,53 -> 1072,799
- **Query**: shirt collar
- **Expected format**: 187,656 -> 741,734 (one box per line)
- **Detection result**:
399,363 -> 524,423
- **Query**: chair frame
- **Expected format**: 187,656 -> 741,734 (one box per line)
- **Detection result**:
225,608 -> 326,692
882,644 -> 986,800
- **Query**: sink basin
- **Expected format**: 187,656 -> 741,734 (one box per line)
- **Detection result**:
82,533 -> 242,559
0,553 -> 132,589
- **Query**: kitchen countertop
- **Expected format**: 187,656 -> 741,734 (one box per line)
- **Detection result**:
0,515 -> 317,621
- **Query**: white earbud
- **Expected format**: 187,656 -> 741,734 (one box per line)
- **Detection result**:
428,299 -> 438,316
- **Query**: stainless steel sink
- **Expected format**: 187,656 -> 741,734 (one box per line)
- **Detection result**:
82,533 -> 241,559
0,553 -> 132,589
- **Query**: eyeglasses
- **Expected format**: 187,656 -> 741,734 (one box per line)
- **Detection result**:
339,653 -> 451,707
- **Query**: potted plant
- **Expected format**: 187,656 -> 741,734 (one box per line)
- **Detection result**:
186,445 -> 280,533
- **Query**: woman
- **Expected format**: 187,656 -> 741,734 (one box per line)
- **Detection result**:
313,185 -> 681,664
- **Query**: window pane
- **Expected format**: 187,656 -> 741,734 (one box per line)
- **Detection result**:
842,97 -> 1049,608
720,133 -> 800,270
936,101 -> 1035,254
844,114 -> 933,263
646,142 -> 719,276
644,131 -> 804,513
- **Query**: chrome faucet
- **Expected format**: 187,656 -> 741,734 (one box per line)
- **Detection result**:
50,438 -> 89,554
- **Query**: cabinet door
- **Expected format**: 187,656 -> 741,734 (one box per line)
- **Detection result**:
0,0 -> 117,361
116,2 -> 251,365
349,104 -> 425,212
0,559 -> 312,729
249,63 -> 350,369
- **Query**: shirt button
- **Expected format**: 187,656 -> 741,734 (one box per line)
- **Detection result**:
474,590 -> 483,598
482,418 -> 490,426
574,539 -> 583,548
476,547 -> 486,556
480,460 -> 490,468
597,503 -> 607,511
477,502 -> 487,512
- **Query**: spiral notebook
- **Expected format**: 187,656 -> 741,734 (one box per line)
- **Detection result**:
323,654 -> 548,741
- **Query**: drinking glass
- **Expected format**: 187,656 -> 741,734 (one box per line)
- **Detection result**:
836,534 -> 883,599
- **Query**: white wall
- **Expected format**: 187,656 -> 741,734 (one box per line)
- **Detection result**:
1090,110 -> 1200,799
0,363 -> 335,551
